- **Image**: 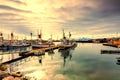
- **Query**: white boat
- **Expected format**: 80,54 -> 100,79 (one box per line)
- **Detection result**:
1,32 -> 30,50
32,43 -> 55,48
8,41 -> 30,47
32,38 -> 55,48
32,30 -> 55,49
58,40 -> 76,50
58,30 -> 77,50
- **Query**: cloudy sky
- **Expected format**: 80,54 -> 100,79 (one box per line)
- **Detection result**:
0,0 -> 120,39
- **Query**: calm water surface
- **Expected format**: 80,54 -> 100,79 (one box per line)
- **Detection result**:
2,43 -> 120,80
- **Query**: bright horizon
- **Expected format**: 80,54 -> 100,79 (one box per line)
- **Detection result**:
0,0 -> 120,40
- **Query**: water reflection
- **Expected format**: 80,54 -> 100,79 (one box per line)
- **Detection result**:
100,49 -> 120,66
1,46 -> 31,54
48,50 -> 55,60
8,56 -> 34,72
1,43 -> 120,80
38,56 -> 42,65
58,46 -> 76,67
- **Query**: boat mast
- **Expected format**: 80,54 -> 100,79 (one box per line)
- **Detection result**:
11,32 -> 14,43
30,32 -> 32,40
63,29 -> 65,38
51,34 -> 52,40
0,32 -> 3,44
37,29 -> 39,39
69,32 -> 71,38
39,29 -> 42,42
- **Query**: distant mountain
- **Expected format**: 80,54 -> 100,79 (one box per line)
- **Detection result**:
78,37 -> 92,41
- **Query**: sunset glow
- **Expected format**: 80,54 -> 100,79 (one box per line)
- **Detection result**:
0,0 -> 120,39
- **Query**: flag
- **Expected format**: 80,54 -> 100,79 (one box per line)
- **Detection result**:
11,32 -> 14,40
30,32 -> 32,40
38,34 -> 41,39
39,29 -> 42,39
11,33 -> 13,37
0,33 -> 2,36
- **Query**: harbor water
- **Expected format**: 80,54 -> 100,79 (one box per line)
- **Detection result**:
1,43 -> 120,80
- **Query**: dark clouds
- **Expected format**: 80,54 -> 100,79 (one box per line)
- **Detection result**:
89,0 -> 120,34
59,0 -> 120,36
93,0 -> 120,17
0,5 -> 32,13
6,0 -> 26,5
82,0 -> 120,18
0,3 -> 33,37
0,13 -> 18,16
98,0 -> 120,10
0,12 -> 26,24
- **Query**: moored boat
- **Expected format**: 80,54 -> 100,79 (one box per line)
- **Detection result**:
0,33 -> 30,51
32,30 -> 55,49
58,30 -> 77,50
103,38 -> 120,48
32,42 -> 55,49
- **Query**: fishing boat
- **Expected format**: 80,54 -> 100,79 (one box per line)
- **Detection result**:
32,41 -> 55,49
103,38 -> 120,48
58,40 -> 76,50
7,40 -> 30,47
58,30 -> 77,50
32,30 -> 55,49
0,33 -> 30,51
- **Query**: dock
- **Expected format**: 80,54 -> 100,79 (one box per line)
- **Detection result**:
101,50 -> 120,54
1,46 -> 59,64
2,55 -> 30,64
103,43 -> 120,48
19,46 -> 59,56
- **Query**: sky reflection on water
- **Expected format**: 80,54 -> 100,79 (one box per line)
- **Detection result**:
5,43 -> 120,80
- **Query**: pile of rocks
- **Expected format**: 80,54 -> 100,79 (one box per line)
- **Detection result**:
0,64 -> 27,80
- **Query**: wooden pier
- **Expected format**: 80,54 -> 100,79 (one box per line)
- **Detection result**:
101,50 -> 120,54
103,43 -> 120,48
19,46 -> 59,56
1,46 -> 59,64
2,55 -> 30,64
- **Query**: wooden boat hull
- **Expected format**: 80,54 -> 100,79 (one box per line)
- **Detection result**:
58,43 -> 76,50
0,44 -> 30,51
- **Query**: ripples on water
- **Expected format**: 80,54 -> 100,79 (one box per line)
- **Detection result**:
1,43 -> 120,80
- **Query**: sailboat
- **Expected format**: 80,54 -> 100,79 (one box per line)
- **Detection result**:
32,30 -> 55,49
